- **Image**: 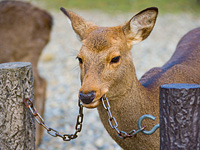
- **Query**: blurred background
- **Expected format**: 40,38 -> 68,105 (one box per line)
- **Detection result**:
2,0 -> 200,149
35,0 -> 200,14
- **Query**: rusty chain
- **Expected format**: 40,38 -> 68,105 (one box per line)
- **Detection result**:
24,98 -> 84,141
24,95 -> 159,141
101,95 -> 147,139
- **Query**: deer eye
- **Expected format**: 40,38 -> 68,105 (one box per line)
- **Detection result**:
110,56 -> 121,64
76,57 -> 83,64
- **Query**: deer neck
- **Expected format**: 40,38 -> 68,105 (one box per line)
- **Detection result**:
97,63 -> 157,135
96,64 -> 159,149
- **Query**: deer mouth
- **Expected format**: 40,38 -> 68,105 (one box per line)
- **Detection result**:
82,98 -> 101,108
79,89 -> 108,108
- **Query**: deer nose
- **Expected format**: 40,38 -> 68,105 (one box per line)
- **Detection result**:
79,91 -> 96,104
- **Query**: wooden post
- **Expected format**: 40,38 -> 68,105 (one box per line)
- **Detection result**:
0,62 -> 35,150
159,83 -> 200,150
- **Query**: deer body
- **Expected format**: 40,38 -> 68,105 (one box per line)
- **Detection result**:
61,7 -> 200,150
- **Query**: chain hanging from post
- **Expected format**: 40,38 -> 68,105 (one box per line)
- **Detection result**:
24,95 -> 159,141
101,95 -> 160,139
24,98 -> 84,141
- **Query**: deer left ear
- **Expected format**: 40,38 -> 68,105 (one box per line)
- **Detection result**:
123,7 -> 158,47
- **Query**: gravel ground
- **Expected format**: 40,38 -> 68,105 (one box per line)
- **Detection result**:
37,10 -> 200,150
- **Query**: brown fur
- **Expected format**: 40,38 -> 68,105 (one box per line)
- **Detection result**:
0,1 -> 52,147
61,7 -> 200,150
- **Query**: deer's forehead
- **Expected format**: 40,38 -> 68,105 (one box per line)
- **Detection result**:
82,27 -> 124,52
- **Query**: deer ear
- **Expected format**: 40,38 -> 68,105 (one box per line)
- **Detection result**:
123,7 -> 158,47
60,7 -> 96,40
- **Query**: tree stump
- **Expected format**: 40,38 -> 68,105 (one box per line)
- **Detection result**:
160,83 -> 200,150
0,62 -> 35,150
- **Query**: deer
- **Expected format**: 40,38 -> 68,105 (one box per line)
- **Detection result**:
61,7 -> 200,150
0,1 -> 52,147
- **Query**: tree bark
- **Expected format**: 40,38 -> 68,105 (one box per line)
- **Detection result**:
0,62 -> 35,150
160,83 -> 200,150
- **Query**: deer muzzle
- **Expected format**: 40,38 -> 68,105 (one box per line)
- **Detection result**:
79,91 -> 96,104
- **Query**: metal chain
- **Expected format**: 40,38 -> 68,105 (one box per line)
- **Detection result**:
24,98 -> 84,141
101,95 -> 146,139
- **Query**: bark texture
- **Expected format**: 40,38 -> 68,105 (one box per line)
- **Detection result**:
160,83 -> 200,150
0,62 -> 35,150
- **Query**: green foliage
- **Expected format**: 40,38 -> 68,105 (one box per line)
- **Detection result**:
35,0 -> 200,14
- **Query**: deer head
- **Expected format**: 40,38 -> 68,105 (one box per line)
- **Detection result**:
61,7 -> 158,108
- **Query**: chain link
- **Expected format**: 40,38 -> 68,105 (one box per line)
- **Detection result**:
101,95 -> 146,139
24,98 -> 84,141
24,95 -> 158,141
